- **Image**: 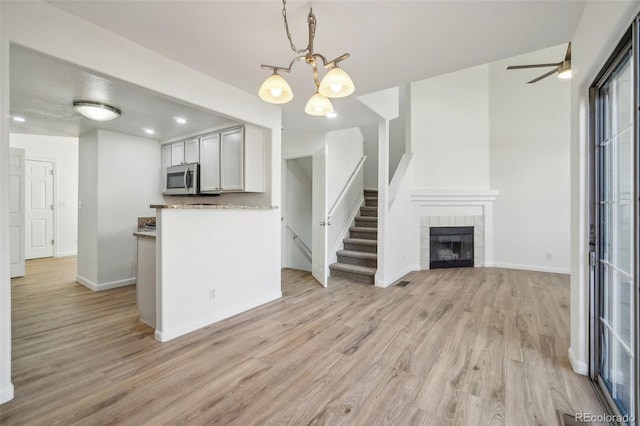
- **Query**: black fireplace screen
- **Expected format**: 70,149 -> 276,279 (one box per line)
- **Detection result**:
429,226 -> 474,269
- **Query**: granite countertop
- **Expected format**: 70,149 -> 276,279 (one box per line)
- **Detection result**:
150,204 -> 278,210
133,231 -> 156,239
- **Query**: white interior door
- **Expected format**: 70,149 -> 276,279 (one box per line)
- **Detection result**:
311,146 -> 328,287
25,160 -> 54,259
9,148 -> 25,278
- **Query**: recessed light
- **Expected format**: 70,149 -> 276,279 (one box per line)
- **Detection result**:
175,117 -> 187,124
144,128 -> 155,135
326,112 -> 338,119
12,116 -> 26,122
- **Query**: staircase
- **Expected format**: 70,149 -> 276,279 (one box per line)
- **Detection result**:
329,190 -> 378,284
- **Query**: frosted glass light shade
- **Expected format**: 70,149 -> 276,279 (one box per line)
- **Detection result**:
319,67 -> 355,98
557,61 -> 572,79
258,73 -> 294,104
304,92 -> 334,116
73,101 -> 121,121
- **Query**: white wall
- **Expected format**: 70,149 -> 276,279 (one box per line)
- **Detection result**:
0,0 -> 281,403
77,131 -> 98,285
388,86 -> 406,183
78,130 -> 163,289
568,0 -> 640,375
283,157 -> 312,271
489,45 -> 571,274
361,124 -> 378,189
9,133 -> 78,257
411,64 -> 491,190
156,208 -> 281,342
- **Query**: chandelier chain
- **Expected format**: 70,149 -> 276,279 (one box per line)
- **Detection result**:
281,0 -> 314,54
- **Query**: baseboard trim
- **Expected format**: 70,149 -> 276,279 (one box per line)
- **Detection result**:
488,262 -> 570,275
375,265 -> 419,288
76,275 -> 136,291
568,346 -> 588,376
0,382 -> 14,404
155,291 -> 282,342
55,251 -> 77,258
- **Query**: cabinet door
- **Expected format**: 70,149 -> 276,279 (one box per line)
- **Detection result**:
170,141 -> 184,166
184,138 -> 199,163
200,133 -> 221,192
161,144 -> 171,192
221,128 -> 244,191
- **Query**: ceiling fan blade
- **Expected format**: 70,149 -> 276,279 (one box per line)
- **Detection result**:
527,68 -> 558,84
507,63 -> 561,70
565,42 -> 572,61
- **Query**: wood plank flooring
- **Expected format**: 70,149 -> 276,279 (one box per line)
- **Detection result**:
1,257 -> 606,425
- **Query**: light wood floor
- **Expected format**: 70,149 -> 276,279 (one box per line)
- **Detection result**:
1,257 -> 605,425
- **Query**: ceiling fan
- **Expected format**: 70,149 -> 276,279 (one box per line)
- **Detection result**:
507,42 -> 571,83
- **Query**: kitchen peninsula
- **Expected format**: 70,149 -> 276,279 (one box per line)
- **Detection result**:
148,203 -> 281,342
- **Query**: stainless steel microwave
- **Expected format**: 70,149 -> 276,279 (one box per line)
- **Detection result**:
164,163 -> 199,195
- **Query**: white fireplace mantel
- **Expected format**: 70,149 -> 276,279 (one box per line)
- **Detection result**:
411,189 -> 499,269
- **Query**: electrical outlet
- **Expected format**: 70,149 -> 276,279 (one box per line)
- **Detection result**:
545,252 -> 552,260
209,289 -> 215,300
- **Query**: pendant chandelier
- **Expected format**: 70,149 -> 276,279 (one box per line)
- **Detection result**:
259,0 -> 355,116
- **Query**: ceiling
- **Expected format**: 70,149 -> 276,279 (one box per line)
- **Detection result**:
10,45 -> 238,140
15,0 -> 586,136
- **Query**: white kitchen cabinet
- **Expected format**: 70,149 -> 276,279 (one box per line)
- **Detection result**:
170,141 -> 184,166
221,127 -> 244,191
199,124 -> 265,193
184,138 -> 199,163
199,133 -> 221,192
136,236 -> 156,328
161,144 -> 171,191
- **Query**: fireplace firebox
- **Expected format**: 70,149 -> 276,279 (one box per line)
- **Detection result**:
429,226 -> 474,269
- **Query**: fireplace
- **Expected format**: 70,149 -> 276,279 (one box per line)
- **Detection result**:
429,226 -> 474,269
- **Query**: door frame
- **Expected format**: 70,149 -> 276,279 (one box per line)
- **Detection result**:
282,147 -> 329,287
9,148 -> 25,278
588,21 -> 639,423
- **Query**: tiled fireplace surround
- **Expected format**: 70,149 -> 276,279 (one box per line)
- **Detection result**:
412,190 -> 498,270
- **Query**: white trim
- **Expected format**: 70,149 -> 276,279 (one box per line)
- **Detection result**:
375,265 -> 419,288
411,189 -> 499,201
489,262 -> 570,275
0,383 -> 14,404
76,275 -> 136,291
55,250 -> 77,258
568,346 -> 588,376
155,291 -> 282,342
329,196 -> 364,265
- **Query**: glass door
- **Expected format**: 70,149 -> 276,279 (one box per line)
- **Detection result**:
593,32 -> 637,424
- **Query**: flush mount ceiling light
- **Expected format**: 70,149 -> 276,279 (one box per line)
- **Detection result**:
259,0 -> 355,116
73,100 -> 121,121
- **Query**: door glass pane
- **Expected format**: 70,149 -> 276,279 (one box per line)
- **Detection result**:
597,48 -> 636,422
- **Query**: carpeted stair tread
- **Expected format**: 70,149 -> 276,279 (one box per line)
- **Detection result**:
350,226 -> 377,233
329,263 -> 377,276
337,250 -> 377,260
343,238 -> 377,246
355,216 -> 377,223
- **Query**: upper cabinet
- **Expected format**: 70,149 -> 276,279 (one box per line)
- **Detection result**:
167,138 -> 199,166
220,127 -> 244,191
160,124 -> 266,194
199,133 -> 221,193
200,125 -> 265,193
184,138 -> 199,163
